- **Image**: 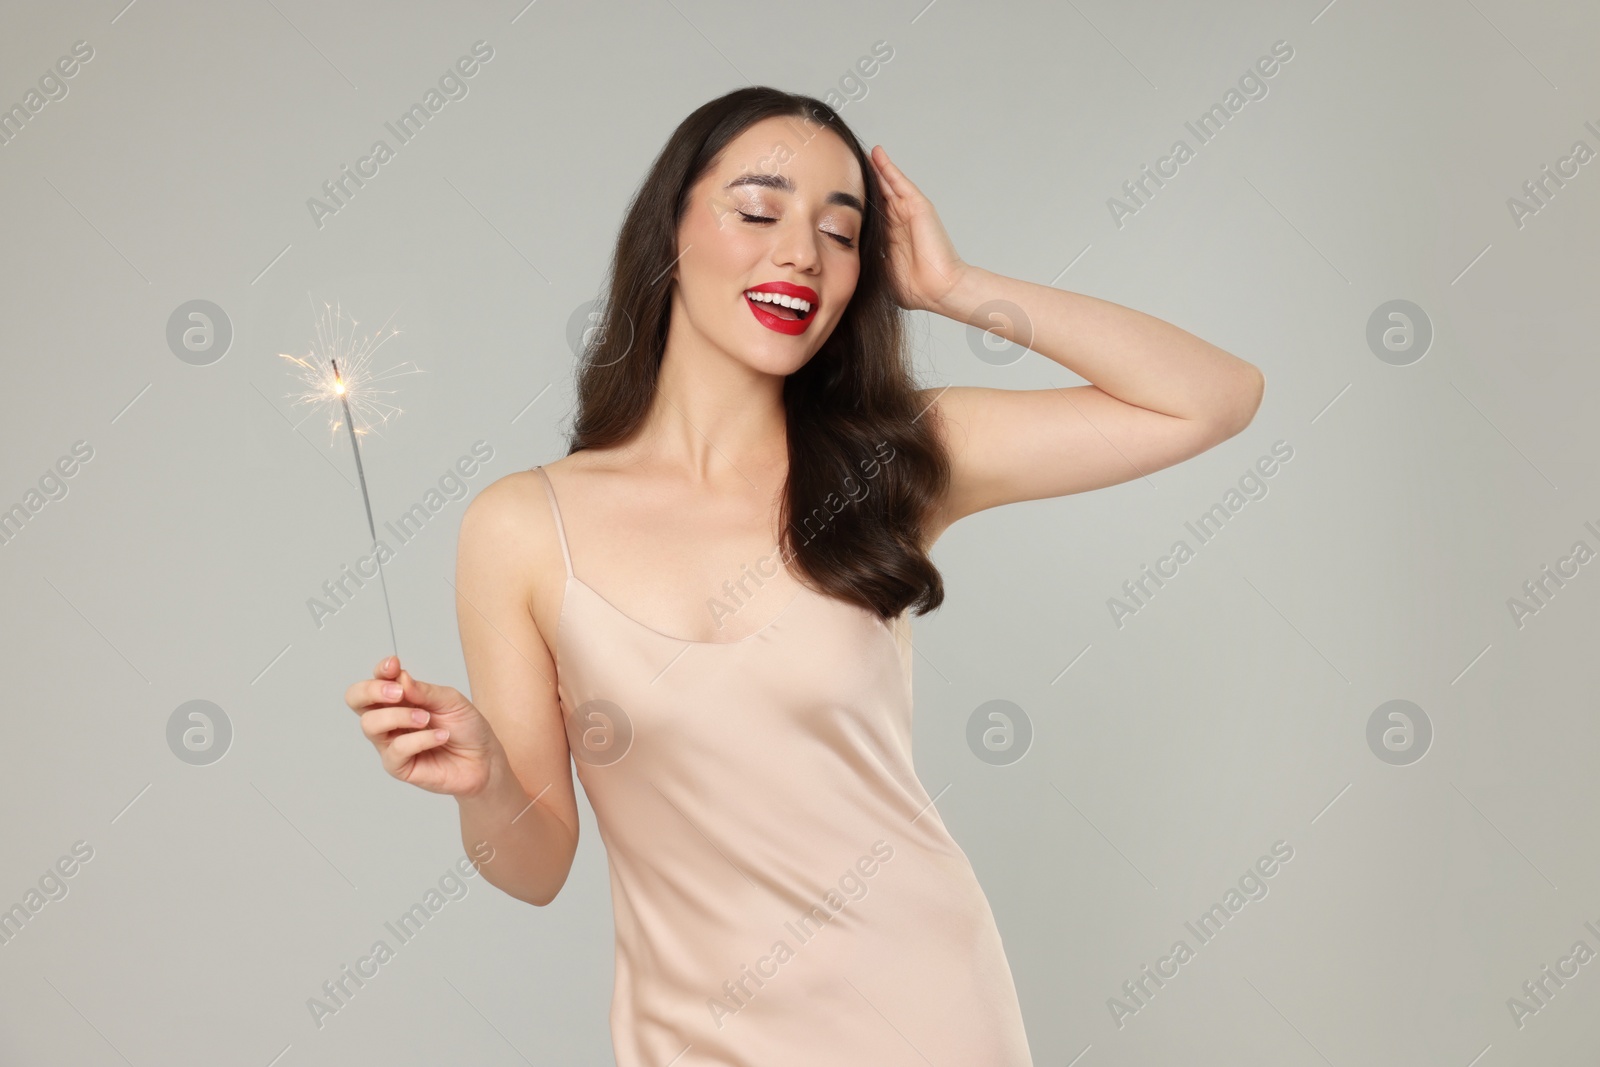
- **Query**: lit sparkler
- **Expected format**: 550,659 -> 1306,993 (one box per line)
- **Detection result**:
280,297 -> 422,657
280,297 -> 417,446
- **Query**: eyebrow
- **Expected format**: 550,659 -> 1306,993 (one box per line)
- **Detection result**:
723,172 -> 864,215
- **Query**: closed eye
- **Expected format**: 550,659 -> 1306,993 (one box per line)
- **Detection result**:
738,211 -> 855,249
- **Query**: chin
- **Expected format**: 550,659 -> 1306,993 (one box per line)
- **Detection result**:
728,322 -> 832,376
738,344 -> 815,377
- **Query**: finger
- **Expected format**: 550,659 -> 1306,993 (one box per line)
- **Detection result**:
397,669 -> 453,712
869,147 -> 899,203
346,676 -> 405,714
351,657 -> 401,711
875,147 -> 924,204
361,705 -> 430,742
381,726 -> 451,777
870,146 -> 905,199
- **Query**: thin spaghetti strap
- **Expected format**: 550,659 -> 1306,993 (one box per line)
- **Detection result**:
534,466 -> 574,578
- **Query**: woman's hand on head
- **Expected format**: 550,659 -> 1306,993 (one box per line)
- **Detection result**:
344,656 -> 503,797
868,144 -> 969,315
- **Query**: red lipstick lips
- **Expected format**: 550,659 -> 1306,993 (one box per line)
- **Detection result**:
744,281 -> 819,336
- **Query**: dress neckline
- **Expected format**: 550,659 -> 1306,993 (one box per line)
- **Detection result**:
536,463 -> 818,649
564,572 -> 812,648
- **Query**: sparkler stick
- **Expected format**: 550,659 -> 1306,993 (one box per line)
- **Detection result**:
281,296 -> 419,658
331,357 -> 399,658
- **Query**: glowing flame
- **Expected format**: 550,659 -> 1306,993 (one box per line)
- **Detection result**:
279,295 -> 422,445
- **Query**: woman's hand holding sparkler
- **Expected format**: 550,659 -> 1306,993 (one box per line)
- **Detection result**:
345,655 -> 502,796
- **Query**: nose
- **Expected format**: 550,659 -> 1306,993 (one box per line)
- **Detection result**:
770,218 -> 821,276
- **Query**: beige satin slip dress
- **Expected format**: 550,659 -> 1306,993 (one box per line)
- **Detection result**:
534,465 -> 1033,1067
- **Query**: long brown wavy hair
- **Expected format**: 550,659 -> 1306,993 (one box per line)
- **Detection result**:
566,86 -> 949,620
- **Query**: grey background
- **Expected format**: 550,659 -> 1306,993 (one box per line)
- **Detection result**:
2,0 -> 1596,1063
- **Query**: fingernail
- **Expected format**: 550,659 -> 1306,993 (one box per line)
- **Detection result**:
434,729 -> 449,741
411,709 -> 428,725
383,683 -> 402,700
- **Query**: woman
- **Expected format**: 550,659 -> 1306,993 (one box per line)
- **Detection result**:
345,86 -> 1262,1066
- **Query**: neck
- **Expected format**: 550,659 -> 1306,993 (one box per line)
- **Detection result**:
637,304 -> 788,482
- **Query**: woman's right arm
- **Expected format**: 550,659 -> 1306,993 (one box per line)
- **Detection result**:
451,472 -> 581,907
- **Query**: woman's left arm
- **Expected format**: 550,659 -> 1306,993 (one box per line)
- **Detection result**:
868,146 -> 1266,536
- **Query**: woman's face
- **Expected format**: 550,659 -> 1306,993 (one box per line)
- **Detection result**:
671,114 -> 865,375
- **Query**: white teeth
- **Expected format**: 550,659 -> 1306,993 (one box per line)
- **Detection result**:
746,290 -> 812,314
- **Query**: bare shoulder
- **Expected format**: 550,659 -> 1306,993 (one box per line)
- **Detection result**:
457,464 -> 573,643
462,451 -> 634,546
460,467 -> 553,554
